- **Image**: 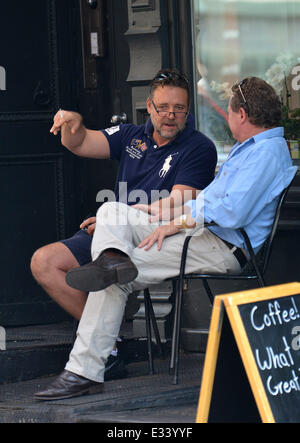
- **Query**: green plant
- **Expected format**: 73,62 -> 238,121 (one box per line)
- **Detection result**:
281,105 -> 300,140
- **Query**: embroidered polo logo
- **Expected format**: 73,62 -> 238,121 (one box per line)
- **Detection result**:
126,139 -> 148,159
159,155 -> 173,178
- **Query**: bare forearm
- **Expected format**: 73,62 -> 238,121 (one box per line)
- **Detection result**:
151,187 -> 197,211
50,110 -> 110,159
61,122 -> 87,152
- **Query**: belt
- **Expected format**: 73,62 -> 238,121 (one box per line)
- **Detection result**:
222,239 -> 248,268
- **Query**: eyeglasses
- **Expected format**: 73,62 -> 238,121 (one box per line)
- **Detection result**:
154,72 -> 189,85
151,99 -> 188,119
237,79 -> 250,115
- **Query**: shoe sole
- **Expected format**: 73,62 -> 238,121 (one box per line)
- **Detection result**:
66,264 -> 138,292
34,384 -> 104,401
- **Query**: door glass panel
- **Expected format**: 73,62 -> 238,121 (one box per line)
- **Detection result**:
192,0 -> 300,163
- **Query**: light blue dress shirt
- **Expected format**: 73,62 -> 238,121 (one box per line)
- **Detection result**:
186,127 -> 297,253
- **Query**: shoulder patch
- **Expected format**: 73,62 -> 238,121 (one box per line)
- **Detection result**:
105,126 -> 120,136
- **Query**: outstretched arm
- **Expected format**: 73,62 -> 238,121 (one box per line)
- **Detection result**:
50,110 -> 110,159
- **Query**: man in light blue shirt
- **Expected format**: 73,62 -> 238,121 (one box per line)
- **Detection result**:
35,77 -> 297,401
187,126 -> 296,254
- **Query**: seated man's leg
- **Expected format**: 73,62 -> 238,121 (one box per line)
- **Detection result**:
31,240 -> 88,320
34,282 -> 128,400
61,206 -> 240,384
31,228 -> 126,382
34,202 -> 241,400
65,283 -> 128,383
84,201 -> 241,284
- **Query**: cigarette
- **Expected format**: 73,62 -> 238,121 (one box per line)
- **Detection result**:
59,108 -> 64,118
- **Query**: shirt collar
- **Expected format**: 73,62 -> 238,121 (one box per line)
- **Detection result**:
252,126 -> 284,143
229,127 -> 284,158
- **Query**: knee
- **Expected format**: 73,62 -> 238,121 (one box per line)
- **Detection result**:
96,201 -> 128,221
30,246 -> 54,282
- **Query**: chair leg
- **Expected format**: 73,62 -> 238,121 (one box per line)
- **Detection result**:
144,289 -> 154,374
171,277 -> 185,385
257,271 -> 266,287
144,288 -> 164,359
202,279 -> 214,304
170,280 -> 178,373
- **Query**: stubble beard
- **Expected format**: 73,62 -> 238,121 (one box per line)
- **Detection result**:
153,120 -> 186,141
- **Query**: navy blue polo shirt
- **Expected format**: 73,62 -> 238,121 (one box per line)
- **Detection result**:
102,115 -> 217,205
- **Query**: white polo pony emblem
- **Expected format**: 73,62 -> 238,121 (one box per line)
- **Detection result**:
159,155 -> 173,178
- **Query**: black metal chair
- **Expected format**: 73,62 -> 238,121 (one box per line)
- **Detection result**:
167,185 -> 292,384
143,288 -> 164,373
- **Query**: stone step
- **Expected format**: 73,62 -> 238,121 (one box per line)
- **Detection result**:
0,322 -> 74,384
0,321 -> 166,385
0,354 -> 203,423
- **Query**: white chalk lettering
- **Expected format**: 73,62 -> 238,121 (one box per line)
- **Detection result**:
267,370 -> 300,396
250,298 -> 300,331
255,336 -> 294,371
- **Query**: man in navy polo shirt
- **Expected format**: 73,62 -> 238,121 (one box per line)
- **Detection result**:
31,68 -> 217,382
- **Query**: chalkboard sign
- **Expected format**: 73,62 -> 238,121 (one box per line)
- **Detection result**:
196,282 -> 300,423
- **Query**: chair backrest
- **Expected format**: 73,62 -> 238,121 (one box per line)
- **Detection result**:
260,185 -> 292,274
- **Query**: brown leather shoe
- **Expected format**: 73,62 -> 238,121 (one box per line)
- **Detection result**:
65,250 -> 138,292
34,370 -> 103,401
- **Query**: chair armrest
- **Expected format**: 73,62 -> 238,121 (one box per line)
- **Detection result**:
238,228 -> 256,261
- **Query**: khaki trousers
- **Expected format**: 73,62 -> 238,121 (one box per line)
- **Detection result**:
66,202 -> 241,382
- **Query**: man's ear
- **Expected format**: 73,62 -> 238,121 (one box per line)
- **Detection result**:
239,106 -> 248,122
146,97 -> 152,114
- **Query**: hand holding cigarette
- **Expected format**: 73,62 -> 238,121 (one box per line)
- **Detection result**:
50,109 -> 83,136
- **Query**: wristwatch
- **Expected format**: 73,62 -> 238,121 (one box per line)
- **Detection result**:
179,214 -> 189,229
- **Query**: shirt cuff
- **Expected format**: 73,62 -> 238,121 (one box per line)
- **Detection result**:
185,198 -> 206,225
185,200 -> 197,220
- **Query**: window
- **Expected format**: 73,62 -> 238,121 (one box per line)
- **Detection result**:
192,0 -> 300,163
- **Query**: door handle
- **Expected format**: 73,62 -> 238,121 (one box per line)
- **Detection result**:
110,112 -> 128,125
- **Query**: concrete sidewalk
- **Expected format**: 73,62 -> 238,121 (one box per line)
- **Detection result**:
0,352 -> 204,423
